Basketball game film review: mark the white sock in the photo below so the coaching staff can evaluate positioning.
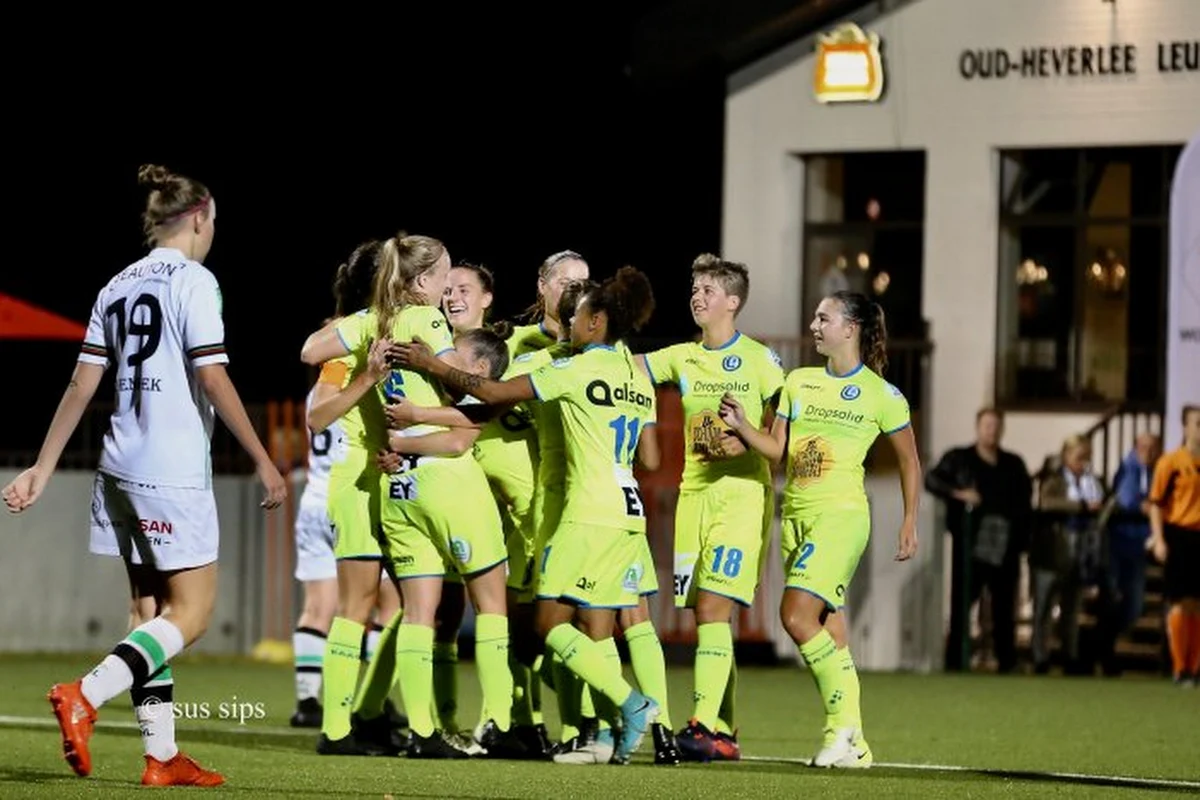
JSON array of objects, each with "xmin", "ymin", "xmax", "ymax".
[
  {"xmin": 82, "ymin": 617, "xmax": 186, "ymax": 709},
  {"xmin": 364, "ymin": 624, "xmax": 383, "ymax": 662},
  {"xmin": 133, "ymin": 666, "xmax": 178, "ymax": 762},
  {"xmin": 294, "ymin": 627, "xmax": 326, "ymax": 701}
]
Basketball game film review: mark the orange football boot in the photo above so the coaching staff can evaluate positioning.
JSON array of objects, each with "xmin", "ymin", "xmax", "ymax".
[
  {"xmin": 141, "ymin": 752, "xmax": 226, "ymax": 787},
  {"xmin": 47, "ymin": 681, "xmax": 97, "ymax": 777}
]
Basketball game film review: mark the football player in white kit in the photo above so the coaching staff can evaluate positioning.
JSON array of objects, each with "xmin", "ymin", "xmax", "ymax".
[{"xmin": 2, "ymin": 164, "xmax": 287, "ymax": 787}]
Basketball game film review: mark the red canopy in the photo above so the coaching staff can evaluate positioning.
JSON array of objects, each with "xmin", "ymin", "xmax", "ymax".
[{"xmin": 0, "ymin": 293, "xmax": 87, "ymax": 341}]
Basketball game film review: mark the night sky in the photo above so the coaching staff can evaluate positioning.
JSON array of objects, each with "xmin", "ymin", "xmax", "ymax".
[{"xmin": 6, "ymin": 7, "xmax": 729, "ymax": 451}]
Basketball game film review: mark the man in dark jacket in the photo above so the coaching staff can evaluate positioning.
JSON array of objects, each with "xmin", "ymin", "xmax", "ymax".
[{"xmin": 926, "ymin": 408, "xmax": 1033, "ymax": 673}]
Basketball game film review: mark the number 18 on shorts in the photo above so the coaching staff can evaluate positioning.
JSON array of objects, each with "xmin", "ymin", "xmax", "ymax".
[{"xmin": 672, "ymin": 484, "xmax": 769, "ymax": 608}]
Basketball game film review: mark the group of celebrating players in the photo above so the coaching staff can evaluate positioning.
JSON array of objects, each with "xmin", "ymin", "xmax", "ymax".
[{"xmin": 2, "ymin": 164, "xmax": 922, "ymax": 787}]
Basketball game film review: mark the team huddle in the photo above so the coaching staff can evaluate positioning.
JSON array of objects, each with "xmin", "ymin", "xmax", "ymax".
[{"xmin": 1, "ymin": 164, "xmax": 922, "ymax": 787}]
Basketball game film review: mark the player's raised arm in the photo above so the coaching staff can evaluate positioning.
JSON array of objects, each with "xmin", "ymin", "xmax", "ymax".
[
  {"xmin": 390, "ymin": 340, "xmax": 536, "ymax": 406},
  {"xmin": 307, "ymin": 340, "xmax": 391, "ymax": 433}
]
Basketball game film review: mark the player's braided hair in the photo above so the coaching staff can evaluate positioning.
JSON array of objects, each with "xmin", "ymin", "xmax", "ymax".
[{"xmin": 831, "ymin": 290, "xmax": 888, "ymax": 376}]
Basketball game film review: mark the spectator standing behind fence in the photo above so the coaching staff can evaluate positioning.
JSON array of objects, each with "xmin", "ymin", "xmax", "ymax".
[
  {"xmin": 1148, "ymin": 405, "xmax": 1200, "ymax": 687},
  {"xmin": 925, "ymin": 409, "xmax": 1032, "ymax": 674},
  {"xmin": 1101, "ymin": 433, "xmax": 1160, "ymax": 672},
  {"xmin": 1032, "ymin": 435, "xmax": 1106, "ymax": 675}
]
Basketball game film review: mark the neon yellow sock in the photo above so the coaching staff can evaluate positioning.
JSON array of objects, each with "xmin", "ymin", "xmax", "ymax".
[
  {"xmin": 396, "ymin": 624, "xmax": 436, "ymax": 737},
  {"xmin": 431, "ymin": 641, "xmax": 458, "ymax": 732},
  {"xmin": 834, "ymin": 645, "xmax": 862, "ymax": 732},
  {"xmin": 352, "ymin": 610, "xmax": 402, "ymax": 719},
  {"xmin": 530, "ymin": 653, "xmax": 544, "ymax": 726},
  {"xmin": 510, "ymin": 656, "xmax": 535, "ymax": 728},
  {"xmin": 320, "ymin": 617, "xmax": 365, "ymax": 740},
  {"xmin": 798, "ymin": 630, "xmax": 847, "ymax": 735},
  {"xmin": 476, "ymin": 614, "xmax": 513, "ymax": 731},
  {"xmin": 551, "ymin": 651, "xmax": 582, "ymax": 742},
  {"xmin": 716, "ymin": 655, "xmax": 738, "ymax": 735},
  {"xmin": 693, "ymin": 621, "xmax": 732, "ymax": 730},
  {"xmin": 545, "ymin": 624, "xmax": 633, "ymax": 707},
  {"xmin": 625, "ymin": 620, "xmax": 671, "ymax": 729}
]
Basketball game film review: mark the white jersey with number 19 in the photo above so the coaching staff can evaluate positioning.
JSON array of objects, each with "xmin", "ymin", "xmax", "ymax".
[
  {"xmin": 78, "ymin": 247, "xmax": 230, "ymax": 490},
  {"xmin": 299, "ymin": 384, "xmax": 346, "ymax": 511}
]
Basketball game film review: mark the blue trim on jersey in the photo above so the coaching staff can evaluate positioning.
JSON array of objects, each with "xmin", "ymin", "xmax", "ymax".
[
  {"xmin": 530, "ymin": 375, "xmax": 545, "ymax": 401},
  {"xmin": 826, "ymin": 361, "xmax": 864, "ymax": 379},
  {"xmin": 434, "ymin": 347, "xmax": 455, "ymax": 357},
  {"xmin": 702, "ymin": 330, "xmax": 741, "ymax": 351},
  {"xmin": 884, "ymin": 420, "xmax": 912, "ymax": 436},
  {"xmin": 643, "ymin": 420, "xmax": 657, "ymax": 428},
  {"xmin": 644, "ymin": 357, "xmax": 659, "ymax": 385},
  {"xmin": 538, "ymin": 320, "xmax": 551, "ymax": 338},
  {"xmin": 583, "ymin": 343, "xmax": 616, "ymax": 352}
]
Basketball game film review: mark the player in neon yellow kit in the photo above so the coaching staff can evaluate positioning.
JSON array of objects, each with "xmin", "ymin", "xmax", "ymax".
[
  {"xmin": 392, "ymin": 266, "xmax": 663, "ymax": 766},
  {"xmin": 720, "ymin": 291, "xmax": 921, "ymax": 768},
  {"xmin": 304, "ymin": 233, "xmax": 515, "ymax": 758},
  {"xmin": 637, "ymin": 254, "xmax": 784, "ymax": 761}
]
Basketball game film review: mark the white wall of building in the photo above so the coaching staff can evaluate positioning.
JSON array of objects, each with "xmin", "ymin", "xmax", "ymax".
[{"xmin": 724, "ymin": 0, "xmax": 1200, "ymax": 468}]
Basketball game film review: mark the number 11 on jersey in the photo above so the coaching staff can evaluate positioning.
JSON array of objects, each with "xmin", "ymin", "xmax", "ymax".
[{"xmin": 609, "ymin": 414, "xmax": 640, "ymax": 466}]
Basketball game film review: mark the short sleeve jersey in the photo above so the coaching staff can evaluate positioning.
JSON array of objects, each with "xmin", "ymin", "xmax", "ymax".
[
  {"xmin": 643, "ymin": 331, "xmax": 784, "ymax": 490},
  {"xmin": 529, "ymin": 344, "xmax": 657, "ymax": 532},
  {"xmin": 471, "ymin": 346, "xmax": 553, "ymax": 487},
  {"xmin": 507, "ymin": 322, "xmax": 556, "ymax": 361},
  {"xmin": 337, "ymin": 305, "xmax": 455, "ymax": 443},
  {"xmin": 777, "ymin": 363, "xmax": 910, "ymax": 515},
  {"xmin": 79, "ymin": 247, "xmax": 230, "ymax": 489},
  {"xmin": 1149, "ymin": 447, "xmax": 1200, "ymax": 531}
]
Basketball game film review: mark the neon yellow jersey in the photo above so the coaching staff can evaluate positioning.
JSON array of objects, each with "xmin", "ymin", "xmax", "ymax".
[
  {"xmin": 643, "ymin": 331, "xmax": 784, "ymax": 491},
  {"xmin": 777, "ymin": 363, "xmax": 910, "ymax": 515},
  {"xmin": 507, "ymin": 322, "xmax": 556, "ymax": 360},
  {"xmin": 526, "ymin": 343, "xmax": 572, "ymax": 490},
  {"xmin": 327, "ymin": 313, "xmax": 387, "ymax": 452},
  {"xmin": 529, "ymin": 344, "xmax": 657, "ymax": 532},
  {"xmin": 472, "ymin": 347, "xmax": 551, "ymax": 499},
  {"xmin": 338, "ymin": 305, "xmax": 457, "ymax": 444}
]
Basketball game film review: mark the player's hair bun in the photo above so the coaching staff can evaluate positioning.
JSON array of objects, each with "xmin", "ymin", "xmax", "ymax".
[{"xmin": 137, "ymin": 164, "xmax": 174, "ymax": 190}]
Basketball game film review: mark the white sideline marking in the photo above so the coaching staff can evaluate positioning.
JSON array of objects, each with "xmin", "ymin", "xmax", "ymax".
[
  {"xmin": 0, "ymin": 714, "xmax": 312, "ymax": 738},
  {"xmin": 4, "ymin": 714, "xmax": 1197, "ymax": 791},
  {"xmin": 740, "ymin": 754, "xmax": 1200, "ymax": 791}
]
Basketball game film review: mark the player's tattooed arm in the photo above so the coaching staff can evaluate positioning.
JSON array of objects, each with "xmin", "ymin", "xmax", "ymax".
[{"xmin": 389, "ymin": 342, "xmax": 536, "ymax": 405}]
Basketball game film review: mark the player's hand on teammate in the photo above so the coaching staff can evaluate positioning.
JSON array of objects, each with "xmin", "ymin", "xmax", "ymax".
[
  {"xmin": 718, "ymin": 393, "xmax": 748, "ymax": 432},
  {"xmin": 895, "ymin": 518, "xmax": 918, "ymax": 561},
  {"xmin": 376, "ymin": 448, "xmax": 402, "ymax": 474},
  {"xmin": 388, "ymin": 341, "xmax": 434, "ymax": 371},
  {"xmin": 699, "ymin": 431, "xmax": 747, "ymax": 461},
  {"xmin": 366, "ymin": 338, "xmax": 394, "ymax": 382},
  {"xmin": 1151, "ymin": 537, "xmax": 1168, "ymax": 563},
  {"xmin": 384, "ymin": 398, "xmax": 418, "ymax": 429},
  {"xmin": 256, "ymin": 461, "xmax": 288, "ymax": 510},
  {"xmin": 2, "ymin": 466, "xmax": 49, "ymax": 513}
]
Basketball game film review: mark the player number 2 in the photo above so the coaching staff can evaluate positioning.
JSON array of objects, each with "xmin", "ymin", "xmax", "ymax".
[
  {"xmin": 711, "ymin": 546, "xmax": 744, "ymax": 578},
  {"xmin": 105, "ymin": 293, "xmax": 163, "ymax": 367},
  {"xmin": 794, "ymin": 542, "xmax": 815, "ymax": 571}
]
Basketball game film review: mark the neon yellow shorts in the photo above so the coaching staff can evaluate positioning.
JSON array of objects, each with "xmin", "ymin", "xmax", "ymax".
[
  {"xmin": 781, "ymin": 505, "xmax": 870, "ymax": 610},
  {"xmin": 504, "ymin": 502, "xmax": 536, "ymax": 595},
  {"xmin": 327, "ymin": 448, "xmax": 383, "ymax": 561},
  {"xmin": 673, "ymin": 478, "xmax": 773, "ymax": 607},
  {"xmin": 537, "ymin": 523, "xmax": 647, "ymax": 609},
  {"xmin": 380, "ymin": 457, "xmax": 506, "ymax": 581},
  {"xmin": 636, "ymin": 533, "xmax": 658, "ymax": 597}
]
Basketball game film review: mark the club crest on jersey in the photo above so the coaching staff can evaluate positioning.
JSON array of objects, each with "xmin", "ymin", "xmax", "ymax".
[
  {"xmin": 722, "ymin": 354, "xmax": 742, "ymax": 372},
  {"xmin": 551, "ymin": 357, "xmax": 571, "ymax": 368},
  {"xmin": 451, "ymin": 537, "xmax": 472, "ymax": 565},
  {"xmin": 840, "ymin": 384, "xmax": 861, "ymax": 401}
]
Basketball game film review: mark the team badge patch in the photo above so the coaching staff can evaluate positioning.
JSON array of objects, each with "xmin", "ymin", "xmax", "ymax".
[
  {"xmin": 722, "ymin": 354, "xmax": 742, "ymax": 372},
  {"xmin": 840, "ymin": 384, "xmax": 861, "ymax": 401}
]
